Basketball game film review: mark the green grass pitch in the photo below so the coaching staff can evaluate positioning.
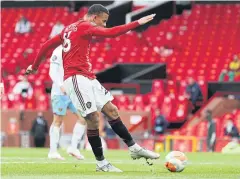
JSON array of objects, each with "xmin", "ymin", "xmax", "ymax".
[{"xmin": 1, "ymin": 148, "xmax": 240, "ymax": 179}]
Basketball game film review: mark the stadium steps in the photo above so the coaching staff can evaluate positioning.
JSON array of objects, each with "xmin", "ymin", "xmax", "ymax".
[{"xmin": 179, "ymin": 92, "xmax": 240, "ymax": 133}]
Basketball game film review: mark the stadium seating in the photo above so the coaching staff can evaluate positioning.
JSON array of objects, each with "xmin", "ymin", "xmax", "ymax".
[
  {"xmin": 2, "ymin": 5, "xmax": 239, "ymax": 79},
  {"xmin": 174, "ymin": 109, "xmax": 240, "ymax": 152},
  {"xmin": 1, "ymin": 5, "xmax": 239, "ymax": 124}
]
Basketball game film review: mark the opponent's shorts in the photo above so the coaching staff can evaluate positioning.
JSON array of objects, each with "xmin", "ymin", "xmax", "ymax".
[
  {"xmin": 51, "ymin": 95, "xmax": 78, "ymax": 116},
  {"xmin": 64, "ymin": 75, "xmax": 114, "ymax": 117}
]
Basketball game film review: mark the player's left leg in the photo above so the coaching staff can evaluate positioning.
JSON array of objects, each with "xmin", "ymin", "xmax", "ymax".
[
  {"xmin": 92, "ymin": 79, "xmax": 159, "ymax": 161},
  {"xmin": 102, "ymin": 101, "xmax": 160, "ymax": 160}
]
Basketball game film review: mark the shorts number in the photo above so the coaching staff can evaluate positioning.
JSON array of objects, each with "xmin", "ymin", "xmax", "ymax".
[{"xmin": 63, "ymin": 31, "xmax": 72, "ymax": 52}]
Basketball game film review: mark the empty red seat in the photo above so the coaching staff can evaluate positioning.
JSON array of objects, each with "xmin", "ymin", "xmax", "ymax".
[
  {"xmin": 172, "ymin": 96, "xmax": 190, "ymax": 122},
  {"xmin": 116, "ymin": 95, "xmax": 130, "ymax": 110},
  {"xmin": 36, "ymin": 94, "xmax": 49, "ymax": 110},
  {"xmin": 166, "ymin": 80, "xmax": 178, "ymax": 98},
  {"xmin": 132, "ymin": 95, "xmax": 145, "ymax": 111},
  {"xmin": 34, "ymin": 80, "xmax": 45, "ymax": 97},
  {"xmin": 179, "ymin": 80, "xmax": 187, "ymax": 95},
  {"xmin": 12, "ymin": 94, "xmax": 25, "ymax": 110},
  {"xmin": 196, "ymin": 121, "xmax": 208, "ymax": 137},
  {"xmin": 160, "ymin": 96, "xmax": 174, "ymax": 119},
  {"xmin": 147, "ymin": 94, "xmax": 161, "ymax": 109},
  {"xmin": 8, "ymin": 79, "xmax": 17, "ymax": 94},
  {"xmin": 1, "ymin": 95, "xmax": 10, "ymax": 110},
  {"xmin": 25, "ymin": 96, "xmax": 36, "ymax": 109},
  {"xmin": 152, "ymin": 80, "xmax": 164, "ymax": 97}
]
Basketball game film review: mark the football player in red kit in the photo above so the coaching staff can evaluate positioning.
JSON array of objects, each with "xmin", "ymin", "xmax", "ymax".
[{"xmin": 26, "ymin": 4, "xmax": 159, "ymax": 172}]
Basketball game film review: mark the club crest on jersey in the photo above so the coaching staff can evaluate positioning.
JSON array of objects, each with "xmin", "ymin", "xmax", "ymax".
[
  {"xmin": 86, "ymin": 102, "xmax": 91, "ymax": 109},
  {"xmin": 52, "ymin": 55, "xmax": 57, "ymax": 61}
]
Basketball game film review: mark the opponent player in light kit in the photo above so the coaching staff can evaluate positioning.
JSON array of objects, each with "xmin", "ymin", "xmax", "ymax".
[
  {"xmin": 48, "ymin": 45, "xmax": 86, "ymax": 160},
  {"xmin": 26, "ymin": 4, "xmax": 159, "ymax": 172}
]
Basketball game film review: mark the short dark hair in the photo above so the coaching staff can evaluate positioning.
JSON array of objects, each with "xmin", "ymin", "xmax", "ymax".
[{"xmin": 87, "ymin": 4, "xmax": 109, "ymax": 16}]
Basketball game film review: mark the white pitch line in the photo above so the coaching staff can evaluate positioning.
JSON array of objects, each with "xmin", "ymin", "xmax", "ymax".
[
  {"xmin": 0, "ymin": 176, "xmax": 206, "ymax": 179},
  {"xmin": 1, "ymin": 157, "xmax": 239, "ymax": 165},
  {"xmin": 1, "ymin": 175, "xmax": 240, "ymax": 179},
  {"xmin": 1, "ymin": 157, "xmax": 51, "ymax": 160},
  {"xmin": 1, "ymin": 161, "xmax": 237, "ymax": 165}
]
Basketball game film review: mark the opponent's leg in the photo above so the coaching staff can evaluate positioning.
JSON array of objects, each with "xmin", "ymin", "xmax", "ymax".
[
  {"xmin": 48, "ymin": 95, "xmax": 68, "ymax": 160},
  {"xmin": 48, "ymin": 114, "xmax": 65, "ymax": 160},
  {"xmin": 67, "ymin": 113, "xmax": 86, "ymax": 160},
  {"xmin": 102, "ymin": 101, "xmax": 160, "ymax": 160},
  {"xmin": 86, "ymin": 111, "xmax": 122, "ymax": 172},
  {"xmin": 71, "ymin": 119, "xmax": 86, "ymax": 149}
]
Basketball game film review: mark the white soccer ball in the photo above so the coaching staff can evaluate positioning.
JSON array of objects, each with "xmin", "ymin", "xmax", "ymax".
[{"xmin": 165, "ymin": 151, "xmax": 187, "ymax": 172}]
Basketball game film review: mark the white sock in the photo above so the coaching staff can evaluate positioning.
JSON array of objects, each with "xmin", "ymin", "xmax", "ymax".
[
  {"xmin": 97, "ymin": 159, "xmax": 109, "ymax": 167},
  {"xmin": 71, "ymin": 122, "xmax": 86, "ymax": 150},
  {"xmin": 49, "ymin": 124, "xmax": 54, "ymax": 152},
  {"xmin": 49, "ymin": 125, "xmax": 60, "ymax": 153},
  {"xmin": 129, "ymin": 143, "xmax": 142, "ymax": 152},
  {"xmin": 49, "ymin": 124, "xmax": 54, "ymax": 137}
]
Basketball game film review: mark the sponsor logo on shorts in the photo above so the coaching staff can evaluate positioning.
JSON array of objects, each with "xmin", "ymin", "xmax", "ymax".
[
  {"xmin": 86, "ymin": 102, "xmax": 91, "ymax": 109},
  {"xmin": 58, "ymin": 108, "xmax": 63, "ymax": 111},
  {"xmin": 105, "ymin": 89, "xmax": 108, "ymax": 95},
  {"xmin": 101, "ymin": 86, "xmax": 109, "ymax": 95}
]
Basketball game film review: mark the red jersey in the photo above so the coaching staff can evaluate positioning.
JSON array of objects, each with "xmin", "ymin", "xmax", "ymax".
[{"xmin": 32, "ymin": 20, "xmax": 140, "ymax": 80}]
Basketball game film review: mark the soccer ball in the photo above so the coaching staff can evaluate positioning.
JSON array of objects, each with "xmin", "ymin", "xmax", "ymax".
[{"xmin": 165, "ymin": 151, "xmax": 187, "ymax": 172}]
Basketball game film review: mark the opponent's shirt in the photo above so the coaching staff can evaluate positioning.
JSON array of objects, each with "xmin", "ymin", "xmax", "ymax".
[
  {"xmin": 32, "ymin": 19, "xmax": 140, "ymax": 80},
  {"xmin": 49, "ymin": 45, "xmax": 64, "ymax": 97}
]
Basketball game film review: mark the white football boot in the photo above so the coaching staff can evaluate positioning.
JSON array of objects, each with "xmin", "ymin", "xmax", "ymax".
[
  {"xmin": 48, "ymin": 152, "xmax": 65, "ymax": 160},
  {"xmin": 96, "ymin": 163, "xmax": 122, "ymax": 172},
  {"xmin": 67, "ymin": 147, "xmax": 84, "ymax": 160},
  {"xmin": 130, "ymin": 147, "xmax": 160, "ymax": 160}
]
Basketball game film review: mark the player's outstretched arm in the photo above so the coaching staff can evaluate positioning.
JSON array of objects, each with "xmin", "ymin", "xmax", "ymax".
[
  {"xmin": 25, "ymin": 35, "xmax": 62, "ymax": 75},
  {"xmin": 87, "ymin": 14, "xmax": 156, "ymax": 38},
  {"xmin": 137, "ymin": 14, "xmax": 156, "ymax": 25}
]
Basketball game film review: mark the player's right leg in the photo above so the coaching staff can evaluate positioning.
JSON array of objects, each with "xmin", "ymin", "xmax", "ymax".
[
  {"xmin": 48, "ymin": 114, "xmax": 65, "ymax": 160},
  {"xmin": 64, "ymin": 75, "xmax": 122, "ymax": 172},
  {"xmin": 85, "ymin": 111, "xmax": 121, "ymax": 172},
  {"xmin": 48, "ymin": 95, "xmax": 66, "ymax": 160}
]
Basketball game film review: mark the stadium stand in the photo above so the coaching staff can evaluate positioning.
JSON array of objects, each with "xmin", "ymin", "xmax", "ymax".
[{"xmin": 1, "ymin": 3, "xmax": 240, "ymax": 151}]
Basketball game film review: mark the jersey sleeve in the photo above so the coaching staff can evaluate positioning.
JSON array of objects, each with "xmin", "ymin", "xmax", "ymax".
[
  {"xmin": 49, "ymin": 53, "xmax": 61, "ymax": 65},
  {"xmin": 85, "ymin": 21, "xmax": 140, "ymax": 38},
  {"xmin": 49, "ymin": 50, "xmax": 64, "ymax": 87},
  {"xmin": 32, "ymin": 35, "xmax": 62, "ymax": 70}
]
